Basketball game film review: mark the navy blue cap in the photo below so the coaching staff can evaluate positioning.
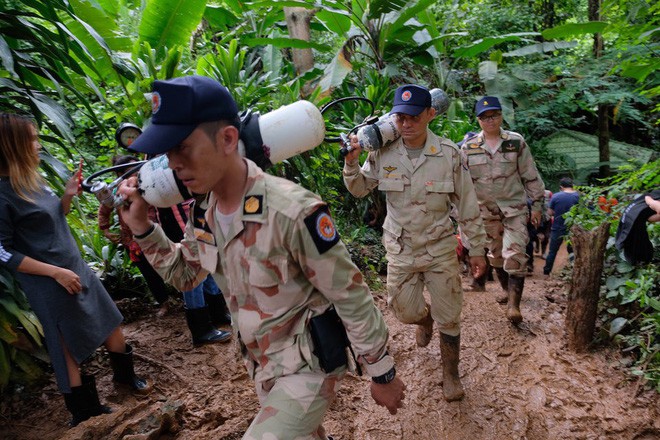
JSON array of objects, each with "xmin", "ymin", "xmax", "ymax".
[
  {"xmin": 129, "ymin": 75, "xmax": 238, "ymax": 155},
  {"xmin": 391, "ymin": 84, "xmax": 432, "ymax": 116},
  {"xmin": 475, "ymin": 96, "xmax": 502, "ymax": 117}
]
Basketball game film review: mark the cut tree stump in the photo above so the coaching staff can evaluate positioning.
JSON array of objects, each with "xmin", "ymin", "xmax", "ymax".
[{"xmin": 565, "ymin": 222, "xmax": 610, "ymax": 352}]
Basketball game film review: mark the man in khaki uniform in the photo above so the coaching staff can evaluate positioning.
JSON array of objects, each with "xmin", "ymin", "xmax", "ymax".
[
  {"xmin": 461, "ymin": 96, "xmax": 545, "ymax": 324},
  {"xmin": 118, "ymin": 76, "xmax": 406, "ymax": 439},
  {"xmin": 344, "ymin": 84, "xmax": 487, "ymax": 402}
]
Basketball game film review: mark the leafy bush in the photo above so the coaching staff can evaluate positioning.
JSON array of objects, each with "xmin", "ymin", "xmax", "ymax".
[
  {"xmin": 566, "ymin": 159, "xmax": 660, "ymax": 391},
  {"xmin": 0, "ymin": 267, "xmax": 47, "ymax": 391}
]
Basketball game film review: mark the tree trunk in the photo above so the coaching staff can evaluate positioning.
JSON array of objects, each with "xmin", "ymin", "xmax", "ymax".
[
  {"xmin": 597, "ymin": 104, "xmax": 611, "ymax": 178},
  {"xmin": 589, "ymin": 0, "xmax": 609, "ymax": 178},
  {"xmin": 565, "ymin": 222, "xmax": 610, "ymax": 352},
  {"xmin": 284, "ymin": 7, "xmax": 316, "ymax": 75}
]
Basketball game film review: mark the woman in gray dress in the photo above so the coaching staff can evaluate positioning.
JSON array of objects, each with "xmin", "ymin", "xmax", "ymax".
[{"xmin": 0, "ymin": 113, "xmax": 151, "ymax": 426}]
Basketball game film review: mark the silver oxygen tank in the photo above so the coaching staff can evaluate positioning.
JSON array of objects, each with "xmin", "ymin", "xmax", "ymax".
[{"xmin": 355, "ymin": 88, "xmax": 450, "ymax": 151}]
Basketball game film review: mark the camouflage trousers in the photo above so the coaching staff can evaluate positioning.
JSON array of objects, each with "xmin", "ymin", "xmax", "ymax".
[
  {"xmin": 482, "ymin": 211, "xmax": 530, "ymax": 277},
  {"xmin": 244, "ymin": 371, "xmax": 340, "ymax": 440},
  {"xmin": 386, "ymin": 242, "xmax": 462, "ymax": 337}
]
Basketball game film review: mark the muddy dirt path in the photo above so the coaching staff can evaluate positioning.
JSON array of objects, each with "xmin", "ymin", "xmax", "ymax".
[{"xmin": 1, "ymin": 248, "xmax": 659, "ymax": 440}]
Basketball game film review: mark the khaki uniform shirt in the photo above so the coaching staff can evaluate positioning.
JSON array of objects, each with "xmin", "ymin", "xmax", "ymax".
[
  {"xmin": 343, "ymin": 129, "xmax": 486, "ymax": 260},
  {"xmin": 461, "ymin": 130, "xmax": 545, "ymax": 217},
  {"xmin": 137, "ymin": 159, "xmax": 393, "ymax": 383}
]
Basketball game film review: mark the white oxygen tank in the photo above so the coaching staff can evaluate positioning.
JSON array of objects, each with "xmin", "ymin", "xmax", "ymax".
[
  {"xmin": 137, "ymin": 100, "xmax": 326, "ymax": 208},
  {"xmin": 239, "ymin": 100, "xmax": 326, "ymax": 163},
  {"xmin": 138, "ymin": 155, "xmax": 193, "ymax": 208},
  {"xmin": 356, "ymin": 88, "xmax": 450, "ymax": 151}
]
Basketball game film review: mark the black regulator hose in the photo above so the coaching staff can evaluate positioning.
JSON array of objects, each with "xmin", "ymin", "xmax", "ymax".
[
  {"xmin": 81, "ymin": 161, "xmax": 146, "ymax": 192},
  {"xmin": 321, "ymin": 96, "xmax": 376, "ymax": 142},
  {"xmin": 320, "ymin": 96, "xmax": 384, "ymax": 157}
]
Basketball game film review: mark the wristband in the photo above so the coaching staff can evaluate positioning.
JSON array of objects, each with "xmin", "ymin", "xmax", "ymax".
[
  {"xmin": 372, "ymin": 366, "xmax": 396, "ymax": 384},
  {"xmin": 133, "ymin": 224, "xmax": 155, "ymax": 239},
  {"xmin": 363, "ymin": 350, "xmax": 395, "ymax": 377}
]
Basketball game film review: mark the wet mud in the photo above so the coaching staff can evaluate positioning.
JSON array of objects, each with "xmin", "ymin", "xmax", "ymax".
[{"xmin": 1, "ymin": 248, "xmax": 658, "ymax": 439}]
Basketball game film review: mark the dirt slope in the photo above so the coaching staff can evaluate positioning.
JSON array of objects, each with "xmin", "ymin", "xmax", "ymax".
[{"xmin": 1, "ymin": 250, "xmax": 659, "ymax": 440}]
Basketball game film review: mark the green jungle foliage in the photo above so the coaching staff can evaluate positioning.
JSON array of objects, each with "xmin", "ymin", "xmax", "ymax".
[
  {"xmin": 0, "ymin": 0, "xmax": 658, "ymax": 392},
  {"xmin": 566, "ymin": 160, "xmax": 660, "ymax": 392}
]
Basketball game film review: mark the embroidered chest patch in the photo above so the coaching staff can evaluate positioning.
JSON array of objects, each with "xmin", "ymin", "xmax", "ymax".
[
  {"xmin": 304, "ymin": 206, "xmax": 340, "ymax": 254},
  {"xmin": 501, "ymin": 139, "xmax": 520, "ymax": 153},
  {"xmin": 193, "ymin": 203, "xmax": 216, "ymax": 246}
]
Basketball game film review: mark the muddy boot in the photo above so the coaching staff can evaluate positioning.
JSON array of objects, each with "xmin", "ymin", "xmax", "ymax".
[
  {"xmin": 205, "ymin": 292, "xmax": 232, "ymax": 326},
  {"xmin": 494, "ymin": 267, "xmax": 509, "ymax": 304},
  {"xmin": 439, "ymin": 333, "xmax": 464, "ymax": 402},
  {"xmin": 108, "ymin": 344, "xmax": 152, "ymax": 394},
  {"xmin": 414, "ymin": 308, "xmax": 434, "ymax": 347},
  {"xmin": 63, "ymin": 375, "xmax": 112, "ymax": 427},
  {"xmin": 506, "ymin": 276, "xmax": 525, "ymax": 324},
  {"xmin": 185, "ymin": 307, "xmax": 232, "ymax": 347}
]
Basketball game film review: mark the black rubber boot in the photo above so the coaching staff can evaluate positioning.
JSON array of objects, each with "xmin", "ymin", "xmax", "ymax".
[
  {"xmin": 507, "ymin": 276, "xmax": 525, "ymax": 324},
  {"xmin": 205, "ymin": 292, "xmax": 232, "ymax": 326},
  {"xmin": 108, "ymin": 344, "xmax": 152, "ymax": 394},
  {"xmin": 439, "ymin": 333, "xmax": 464, "ymax": 402},
  {"xmin": 185, "ymin": 307, "xmax": 232, "ymax": 347},
  {"xmin": 494, "ymin": 267, "xmax": 509, "ymax": 304},
  {"xmin": 63, "ymin": 374, "xmax": 112, "ymax": 427}
]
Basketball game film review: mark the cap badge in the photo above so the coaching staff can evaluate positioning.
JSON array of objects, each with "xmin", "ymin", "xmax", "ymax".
[
  {"xmin": 401, "ymin": 90, "xmax": 412, "ymax": 102},
  {"xmin": 483, "ymin": 100, "xmax": 488, "ymax": 106},
  {"xmin": 152, "ymin": 92, "xmax": 161, "ymax": 114}
]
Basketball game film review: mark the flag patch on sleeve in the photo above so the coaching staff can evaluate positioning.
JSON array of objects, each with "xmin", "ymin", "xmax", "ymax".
[{"xmin": 304, "ymin": 206, "xmax": 340, "ymax": 254}]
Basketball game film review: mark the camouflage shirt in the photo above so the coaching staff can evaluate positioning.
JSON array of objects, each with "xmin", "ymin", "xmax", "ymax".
[
  {"xmin": 343, "ymin": 129, "xmax": 486, "ymax": 258},
  {"xmin": 136, "ymin": 159, "xmax": 393, "ymax": 383},
  {"xmin": 461, "ymin": 129, "xmax": 545, "ymax": 217}
]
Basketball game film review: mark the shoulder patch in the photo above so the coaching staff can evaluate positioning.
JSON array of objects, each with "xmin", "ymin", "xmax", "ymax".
[
  {"xmin": 243, "ymin": 195, "xmax": 263, "ymax": 215},
  {"xmin": 304, "ymin": 206, "xmax": 340, "ymax": 255}
]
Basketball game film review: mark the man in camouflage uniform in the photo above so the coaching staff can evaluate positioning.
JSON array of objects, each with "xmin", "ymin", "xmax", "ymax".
[
  {"xmin": 461, "ymin": 96, "xmax": 545, "ymax": 324},
  {"xmin": 118, "ymin": 76, "xmax": 406, "ymax": 439},
  {"xmin": 343, "ymin": 84, "xmax": 487, "ymax": 402}
]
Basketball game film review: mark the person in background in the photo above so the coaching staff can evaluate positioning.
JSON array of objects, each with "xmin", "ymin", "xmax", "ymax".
[
  {"xmin": 344, "ymin": 84, "xmax": 487, "ymax": 402},
  {"xmin": 543, "ymin": 177, "xmax": 580, "ymax": 275},
  {"xmin": 0, "ymin": 113, "xmax": 151, "ymax": 427},
  {"xmin": 98, "ymin": 154, "xmax": 172, "ymax": 317},
  {"xmin": 614, "ymin": 189, "xmax": 660, "ymax": 264},
  {"xmin": 646, "ymin": 194, "xmax": 660, "ymax": 221},
  {"xmin": 460, "ymin": 96, "xmax": 546, "ymax": 324},
  {"xmin": 99, "ymin": 155, "xmax": 230, "ymax": 345},
  {"xmin": 537, "ymin": 189, "xmax": 553, "ymax": 258},
  {"xmin": 117, "ymin": 75, "xmax": 405, "ymax": 438},
  {"xmin": 153, "ymin": 199, "xmax": 232, "ymax": 346}
]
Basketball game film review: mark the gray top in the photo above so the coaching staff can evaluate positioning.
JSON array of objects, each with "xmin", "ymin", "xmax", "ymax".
[{"xmin": 0, "ymin": 178, "xmax": 122, "ymax": 392}]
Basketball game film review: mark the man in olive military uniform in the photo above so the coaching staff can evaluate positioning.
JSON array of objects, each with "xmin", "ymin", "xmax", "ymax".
[
  {"xmin": 344, "ymin": 84, "xmax": 487, "ymax": 402},
  {"xmin": 118, "ymin": 75, "xmax": 406, "ymax": 439},
  {"xmin": 461, "ymin": 96, "xmax": 545, "ymax": 324}
]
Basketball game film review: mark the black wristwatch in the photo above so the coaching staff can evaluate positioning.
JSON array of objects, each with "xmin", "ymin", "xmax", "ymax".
[{"xmin": 372, "ymin": 366, "xmax": 396, "ymax": 384}]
